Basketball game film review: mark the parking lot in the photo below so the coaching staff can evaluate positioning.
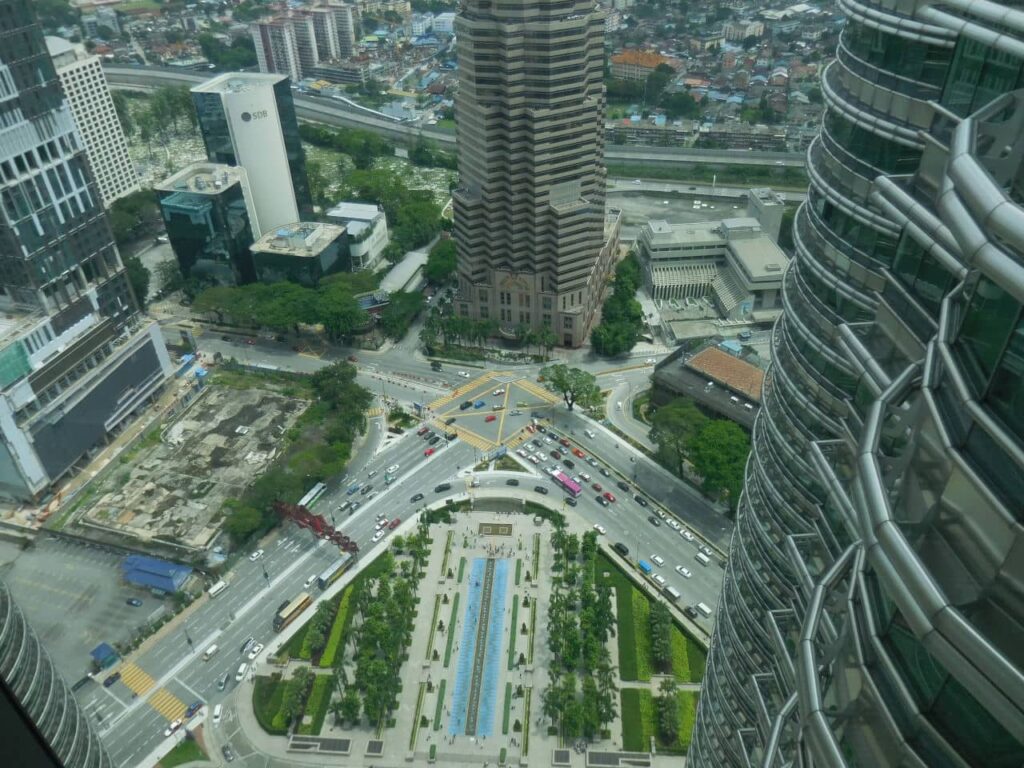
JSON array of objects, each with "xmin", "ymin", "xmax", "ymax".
[{"xmin": 0, "ymin": 536, "xmax": 167, "ymax": 683}]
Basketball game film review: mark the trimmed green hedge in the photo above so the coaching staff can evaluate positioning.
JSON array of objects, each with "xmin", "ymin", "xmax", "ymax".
[
  {"xmin": 284, "ymin": 622, "xmax": 311, "ymax": 659},
  {"xmin": 502, "ymin": 682, "xmax": 512, "ymax": 734},
  {"xmin": 631, "ymin": 589, "xmax": 653, "ymax": 681},
  {"xmin": 319, "ymin": 587, "xmax": 355, "ymax": 668},
  {"xmin": 443, "ymin": 592, "xmax": 460, "ymax": 667},
  {"xmin": 297, "ymin": 675, "xmax": 334, "ymax": 735},
  {"xmin": 507, "ymin": 598, "xmax": 519, "ymax": 670},
  {"xmin": 253, "ymin": 674, "xmax": 288, "ymax": 735},
  {"xmin": 433, "ymin": 679, "xmax": 447, "ymax": 730},
  {"xmin": 620, "ymin": 688, "xmax": 655, "ymax": 752}
]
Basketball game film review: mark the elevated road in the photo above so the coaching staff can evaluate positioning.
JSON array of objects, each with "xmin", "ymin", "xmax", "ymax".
[{"xmin": 102, "ymin": 65, "xmax": 806, "ymax": 168}]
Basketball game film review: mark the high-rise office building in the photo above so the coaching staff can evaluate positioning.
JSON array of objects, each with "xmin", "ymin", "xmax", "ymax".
[
  {"xmin": 191, "ymin": 73, "xmax": 312, "ymax": 234},
  {"xmin": 45, "ymin": 36, "xmax": 140, "ymax": 208},
  {"xmin": 0, "ymin": 0, "xmax": 173, "ymax": 503},
  {"xmin": 690, "ymin": 1, "xmax": 1024, "ymax": 766},
  {"xmin": 452, "ymin": 0, "xmax": 619, "ymax": 348},
  {"xmin": 0, "ymin": 578, "xmax": 112, "ymax": 768},
  {"xmin": 156, "ymin": 163, "xmax": 259, "ymax": 285}
]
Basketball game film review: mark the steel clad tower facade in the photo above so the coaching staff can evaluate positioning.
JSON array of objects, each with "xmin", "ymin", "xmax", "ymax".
[
  {"xmin": 452, "ymin": 0, "xmax": 620, "ymax": 348},
  {"xmin": 690, "ymin": 1, "xmax": 1024, "ymax": 766}
]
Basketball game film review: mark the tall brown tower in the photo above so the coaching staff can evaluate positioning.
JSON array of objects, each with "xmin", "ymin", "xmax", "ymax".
[{"xmin": 452, "ymin": 0, "xmax": 619, "ymax": 348}]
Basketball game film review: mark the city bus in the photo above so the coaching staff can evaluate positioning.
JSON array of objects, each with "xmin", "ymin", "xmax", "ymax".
[
  {"xmin": 273, "ymin": 592, "xmax": 312, "ymax": 632},
  {"xmin": 551, "ymin": 469, "xmax": 582, "ymax": 498},
  {"xmin": 298, "ymin": 482, "xmax": 327, "ymax": 508},
  {"xmin": 316, "ymin": 553, "xmax": 355, "ymax": 590}
]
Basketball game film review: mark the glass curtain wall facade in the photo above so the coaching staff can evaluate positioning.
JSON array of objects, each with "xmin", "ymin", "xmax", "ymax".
[{"xmin": 690, "ymin": 1, "xmax": 1024, "ymax": 766}]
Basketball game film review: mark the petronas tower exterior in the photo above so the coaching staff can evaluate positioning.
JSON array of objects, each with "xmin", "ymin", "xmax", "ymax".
[
  {"xmin": 691, "ymin": 0, "xmax": 1024, "ymax": 765},
  {"xmin": 452, "ymin": 0, "xmax": 620, "ymax": 348}
]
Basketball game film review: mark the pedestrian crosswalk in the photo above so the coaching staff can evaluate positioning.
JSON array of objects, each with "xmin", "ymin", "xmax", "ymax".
[
  {"xmin": 366, "ymin": 407, "xmax": 384, "ymax": 417},
  {"xmin": 148, "ymin": 688, "xmax": 187, "ymax": 722},
  {"xmin": 118, "ymin": 663, "xmax": 155, "ymax": 696},
  {"xmin": 117, "ymin": 663, "xmax": 186, "ymax": 723},
  {"xmin": 452, "ymin": 427, "xmax": 493, "ymax": 452},
  {"xmin": 514, "ymin": 378, "xmax": 560, "ymax": 405}
]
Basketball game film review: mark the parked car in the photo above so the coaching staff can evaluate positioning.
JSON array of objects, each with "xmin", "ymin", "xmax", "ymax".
[
  {"xmin": 424, "ymin": 448, "xmax": 435, "ymax": 456},
  {"xmin": 222, "ymin": 745, "xmax": 236, "ymax": 763},
  {"xmin": 126, "ymin": 598, "xmax": 143, "ymax": 607},
  {"xmin": 248, "ymin": 549, "xmax": 264, "ymax": 562},
  {"xmin": 185, "ymin": 701, "xmax": 203, "ymax": 718},
  {"xmin": 389, "ymin": 517, "xmax": 401, "ymax": 530},
  {"xmin": 648, "ymin": 516, "xmax": 661, "ymax": 527},
  {"xmin": 445, "ymin": 417, "xmax": 456, "ymax": 425},
  {"xmin": 593, "ymin": 523, "xmax": 607, "ymax": 535},
  {"xmin": 534, "ymin": 486, "xmax": 548, "ymax": 495},
  {"xmin": 634, "ymin": 495, "xmax": 648, "ymax": 507},
  {"xmin": 474, "ymin": 400, "xmax": 486, "ymax": 408},
  {"xmin": 485, "ymin": 414, "xmax": 497, "ymax": 422},
  {"xmin": 617, "ymin": 481, "xmax": 630, "ymax": 492},
  {"xmin": 103, "ymin": 672, "xmax": 120, "ymax": 687},
  {"xmin": 247, "ymin": 643, "xmax": 264, "ymax": 661},
  {"xmin": 163, "ymin": 719, "xmax": 183, "ymax": 737},
  {"xmin": 506, "ymin": 478, "xmax": 520, "ymax": 486}
]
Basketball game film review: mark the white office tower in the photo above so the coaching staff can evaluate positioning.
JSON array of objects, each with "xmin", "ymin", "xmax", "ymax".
[
  {"xmin": 44, "ymin": 37, "xmax": 140, "ymax": 208},
  {"xmin": 191, "ymin": 73, "xmax": 313, "ymax": 234}
]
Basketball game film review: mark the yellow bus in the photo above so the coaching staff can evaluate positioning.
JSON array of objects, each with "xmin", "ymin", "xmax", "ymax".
[{"xmin": 273, "ymin": 592, "xmax": 312, "ymax": 632}]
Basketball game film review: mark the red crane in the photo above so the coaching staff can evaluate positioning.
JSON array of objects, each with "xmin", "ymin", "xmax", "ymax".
[{"xmin": 273, "ymin": 500, "xmax": 359, "ymax": 553}]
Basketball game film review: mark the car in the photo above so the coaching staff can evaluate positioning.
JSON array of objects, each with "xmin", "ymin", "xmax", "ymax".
[
  {"xmin": 474, "ymin": 400, "xmax": 486, "ymax": 408},
  {"xmin": 596, "ymin": 495, "xmax": 609, "ymax": 506},
  {"xmin": 430, "ymin": 361, "xmax": 443, "ymax": 371},
  {"xmin": 573, "ymin": 448, "xmax": 585, "ymax": 459},
  {"xmin": 532, "ymin": 439, "xmax": 542, "ymax": 448},
  {"xmin": 604, "ymin": 492, "xmax": 616, "ymax": 503},
  {"xmin": 510, "ymin": 409, "xmax": 522, "ymax": 416},
  {"xmin": 593, "ymin": 523, "xmax": 607, "ymax": 535},
  {"xmin": 386, "ymin": 464, "xmax": 400, "ymax": 474},
  {"xmin": 565, "ymin": 497, "xmax": 578, "ymax": 507},
  {"xmin": 648, "ymin": 516, "xmax": 661, "ymax": 527},
  {"xmin": 445, "ymin": 417, "xmax": 456, "ymax": 425},
  {"xmin": 458, "ymin": 371, "xmax": 470, "ymax": 378},
  {"xmin": 634, "ymin": 494, "xmax": 648, "ymax": 507},
  {"xmin": 360, "ymin": 484, "xmax": 373, "ymax": 495},
  {"xmin": 185, "ymin": 701, "xmax": 203, "ymax": 718},
  {"xmin": 349, "ymin": 501, "xmax": 360, "ymax": 513},
  {"xmin": 563, "ymin": 458, "xmax": 575, "ymax": 469},
  {"xmin": 424, "ymin": 448, "xmax": 435, "ymax": 456},
  {"xmin": 126, "ymin": 598, "xmax": 143, "ymax": 607},
  {"xmin": 249, "ymin": 549, "xmax": 264, "ymax": 562},
  {"xmin": 506, "ymin": 478, "xmax": 520, "ymax": 486},
  {"xmin": 592, "ymin": 482, "xmax": 602, "ymax": 492},
  {"xmin": 549, "ymin": 450, "xmax": 560, "ymax": 460},
  {"xmin": 559, "ymin": 437, "xmax": 570, "ymax": 447},
  {"xmin": 613, "ymin": 542, "xmax": 630, "ymax": 556},
  {"xmin": 163, "ymin": 718, "xmax": 183, "ymax": 737},
  {"xmin": 221, "ymin": 745, "xmax": 236, "ymax": 763},
  {"xmin": 651, "ymin": 554, "xmax": 665, "ymax": 567},
  {"xmin": 247, "ymin": 642, "xmax": 264, "ymax": 660},
  {"xmin": 103, "ymin": 672, "xmax": 121, "ymax": 687},
  {"xmin": 492, "ymin": 404, "xmax": 504, "ymax": 411},
  {"xmin": 544, "ymin": 436, "xmax": 554, "ymax": 445},
  {"xmin": 599, "ymin": 467, "xmax": 611, "ymax": 477},
  {"xmin": 587, "ymin": 457, "xmax": 598, "ymax": 467},
  {"xmin": 375, "ymin": 518, "xmax": 388, "ymax": 530},
  {"xmin": 617, "ymin": 481, "xmax": 630, "ymax": 492},
  {"xmin": 700, "ymin": 545, "xmax": 713, "ymax": 556},
  {"xmin": 429, "ymin": 435, "xmax": 441, "ymax": 445},
  {"xmin": 579, "ymin": 472, "xmax": 591, "ymax": 482},
  {"xmin": 529, "ymin": 454, "xmax": 541, "ymax": 464},
  {"xmin": 241, "ymin": 636, "xmax": 255, "ymax": 654},
  {"xmin": 516, "ymin": 448, "xmax": 528, "ymax": 458},
  {"xmin": 460, "ymin": 401, "xmax": 473, "ymax": 410},
  {"xmin": 632, "ymin": 178, "xmax": 642, "ymax": 184},
  {"xmin": 245, "ymin": 338, "xmax": 255, "ymax": 345},
  {"xmin": 482, "ymin": 414, "xmax": 496, "ymax": 423},
  {"xmin": 372, "ymin": 530, "xmax": 385, "ymax": 543},
  {"xmin": 492, "ymin": 388, "xmax": 505, "ymax": 396},
  {"xmin": 681, "ymin": 529, "xmax": 695, "ymax": 541},
  {"xmin": 304, "ymin": 575, "xmax": 317, "ymax": 588},
  {"xmin": 216, "ymin": 672, "xmax": 229, "ymax": 691},
  {"xmin": 534, "ymin": 486, "xmax": 548, "ymax": 495},
  {"xmin": 389, "ymin": 517, "xmax": 401, "ymax": 530},
  {"xmin": 646, "ymin": 358, "xmax": 656, "ymax": 365},
  {"xmin": 410, "ymin": 493, "xmax": 424, "ymax": 503},
  {"xmin": 653, "ymin": 574, "xmax": 667, "ymax": 587},
  {"xmin": 667, "ymin": 519, "xmax": 681, "ymax": 531},
  {"xmin": 435, "ymin": 483, "xmax": 452, "ymax": 492},
  {"xmin": 675, "ymin": 565, "xmax": 692, "ymax": 578},
  {"xmin": 557, "ymin": 445, "xmax": 568, "ymax": 455},
  {"xmin": 536, "ymin": 425, "xmax": 546, "ymax": 433},
  {"xmin": 684, "ymin": 606, "xmax": 699, "ymax": 619}
]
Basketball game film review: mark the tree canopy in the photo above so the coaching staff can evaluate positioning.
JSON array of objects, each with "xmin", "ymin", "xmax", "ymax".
[
  {"xmin": 540, "ymin": 364, "xmax": 602, "ymax": 412},
  {"xmin": 424, "ymin": 238, "xmax": 456, "ymax": 285},
  {"xmin": 649, "ymin": 398, "xmax": 708, "ymax": 477},
  {"xmin": 591, "ymin": 255, "xmax": 644, "ymax": 357}
]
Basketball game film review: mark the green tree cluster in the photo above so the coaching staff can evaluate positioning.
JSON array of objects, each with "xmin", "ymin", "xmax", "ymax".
[
  {"xmin": 656, "ymin": 678, "xmax": 680, "ymax": 744},
  {"xmin": 648, "ymin": 397, "xmax": 751, "ymax": 511},
  {"xmin": 133, "ymin": 87, "xmax": 198, "ymax": 155},
  {"xmin": 304, "ymin": 601, "xmax": 337, "ymax": 659},
  {"xmin": 424, "ymin": 239, "xmax": 456, "ymax": 285},
  {"xmin": 281, "ymin": 667, "xmax": 314, "ymax": 722},
  {"xmin": 107, "ymin": 189, "xmax": 162, "ymax": 246},
  {"xmin": 344, "ymin": 169, "xmax": 443, "ymax": 260},
  {"xmin": 409, "ymin": 137, "xmax": 457, "ymax": 170},
  {"xmin": 232, "ymin": 0, "xmax": 276, "ymax": 22},
  {"xmin": 649, "ymin": 603, "xmax": 673, "ymax": 672},
  {"xmin": 378, "ymin": 291, "xmax": 424, "ymax": 340},
  {"xmin": 197, "ymin": 33, "xmax": 258, "ymax": 70},
  {"xmin": 34, "ymin": 0, "xmax": 78, "ymax": 29},
  {"xmin": 540, "ymin": 364, "xmax": 602, "ymax": 412},
  {"xmin": 606, "ymin": 63, "xmax": 701, "ymax": 119},
  {"xmin": 419, "ymin": 308, "xmax": 557, "ymax": 358},
  {"xmin": 591, "ymin": 255, "xmax": 645, "ymax": 357},
  {"xmin": 298, "ymin": 124, "xmax": 393, "ymax": 170},
  {"xmin": 542, "ymin": 528, "xmax": 618, "ymax": 740}
]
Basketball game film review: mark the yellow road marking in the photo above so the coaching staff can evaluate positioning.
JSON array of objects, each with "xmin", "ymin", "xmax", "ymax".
[
  {"xmin": 148, "ymin": 688, "xmax": 187, "ymax": 721},
  {"xmin": 119, "ymin": 663, "xmax": 155, "ymax": 696}
]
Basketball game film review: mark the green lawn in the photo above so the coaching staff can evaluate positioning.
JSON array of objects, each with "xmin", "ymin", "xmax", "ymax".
[
  {"xmin": 502, "ymin": 682, "xmax": 512, "ymax": 734},
  {"xmin": 507, "ymin": 598, "xmax": 519, "ymax": 670},
  {"xmin": 620, "ymin": 688, "xmax": 655, "ymax": 752},
  {"xmin": 252, "ymin": 674, "xmax": 288, "ymax": 735},
  {"xmin": 433, "ymin": 679, "xmax": 447, "ymax": 730},
  {"xmin": 631, "ymin": 589, "xmax": 653, "ymax": 681},
  {"xmin": 296, "ymin": 675, "xmax": 334, "ymax": 735},
  {"xmin": 159, "ymin": 738, "xmax": 206, "ymax": 767},
  {"xmin": 443, "ymin": 593, "xmax": 460, "ymax": 667}
]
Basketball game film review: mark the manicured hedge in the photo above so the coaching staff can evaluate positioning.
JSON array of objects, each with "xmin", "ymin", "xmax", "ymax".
[
  {"xmin": 319, "ymin": 586, "xmax": 356, "ymax": 668},
  {"xmin": 297, "ymin": 675, "xmax": 334, "ymax": 735},
  {"xmin": 631, "ymin": 589, "xmax": 653, "ymax": 681},
  {"xmin": 670, "ymin": 626, "xmax": 691, "ymax": 682},
  {"xmin": 620, "ymin": 688, "xmax": 655, "ymax": 752},
  {"xmin": 253, "ymin": 674, "xmax": 288, "ymax": 735}
]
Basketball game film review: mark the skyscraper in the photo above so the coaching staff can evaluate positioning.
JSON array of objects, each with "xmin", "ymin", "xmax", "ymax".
[
  {"xmin": 452, "ymin": 0, "xmax": 620, "ymax": 348},
  {"xmin": 690, "ymin": 1, "xmax": 1024, "ymax": 766},
  {"xmin": 0, "ymin": 0, "xmax": 172, "ymax": 503},
  {"xmin": 250, "ymin": 17, "xmax": 303, "ymax": 83},
  {"xmin": 45, "ymin": 36, "xmax": 140, "ymax": 208},
  {"xmin": 191, "ymin": 73, "xmax": 313, "ymax": 233}
]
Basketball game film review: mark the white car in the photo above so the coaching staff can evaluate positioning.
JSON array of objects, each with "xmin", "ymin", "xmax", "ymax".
[
  {"xmin": 579, "ymin": 472, "xmax": 591, "ymax": 482},
  {"xmin": 652, "ymin": 574, "xmax": 667, "ymax": 587},
  {"xmin": 645, "ymin": 358, "xmax": 656, "ymax": 364},
  {"xmin": 593, "ymin": 523, "xmax": 607, "ymax": 535},
  {"xmin": 248, "ymin": 549, "xmax": 264, "ymax": 562},
  {"xmin": 386, "ymin": 464, "xmax": 400, "ymax": 474},
  {"xmin": 492, "ymin": 388, "xmax": 505, "ymax": 396},
  {"xmin": 372, "ymin": 529, "xmax": 386, "ymax": 543},
  {"xmin": 247, "ymin": 643, "xmax": 265, "ymax": 661},
  {"xmin": 375, "ymin": 519, "xmax": 388, "ymax": 530},
  {"xmin": 304, "ymin": 575, "xmax": 317, "ymax": 588},
  {"xmin": 675, "ymin": 566, "xmax": 692, "ymax": 578},
  {"xmin": 651, "ymin": 554, "xmax": 665, "ymax": 567},
  {"xmin": 667, "ymin": 519, "xmax": 681, "ymax": 531},
  {"xmin": 529, "ymin": 454, "xmax": 541, "ymax": 465},
  {"xmin": 163, "ymin": 718, "xmax": 183, "ymax": 737},
  {"xmin": 632, "ymin": 179, "xmax": 641, "ymax": 184},
  {"xmin": 544, "ymin": 436, "xmax": 553, "ymax": 444},
  {"xmin": 457, "ymin": 371, "xmax": 470, "ymax": 378},
  {"xmin": 681, "ymin": 529, "xmax": 695, "ymax": 542},
  {"xmin": 516, "ymin": 449, "xmax": 528, "ymax": 458}
]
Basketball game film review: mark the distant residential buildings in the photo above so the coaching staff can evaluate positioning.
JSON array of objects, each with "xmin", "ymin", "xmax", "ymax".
[
  {"xmin": 191, "ymin": 73, "xmax": 312, "ymax": 234},
  {"xmin": 251, "ymin": 4, "xmax": 363, "ymax": 81},
  {"xmin": 610, "ymin": 49, "xmax": 681, "ymax": 81},
  {"xmin": 326, "ymin": 202, "xmax": 390, "ymax": 271},
  {"xmin": 723, "ymin": 19, "xmax": 764, "ymax": 41},
  {"xmin": 432, "ymin": 12, "xmax": 455, "ymax": 34},
  {"xmin": 410, "ymin": 12, "xmax": 432, "ymax": 36},
  {"xmin": 45, "ymin": 36, "xmax": 140, "ymax": 208},
  {"xmin": 80, "ymin": 6, "xmax": 119, "ymax": 38},
  {"xmin": 250, "ymin": 16, "xmax": 303, "ymax": 82}
]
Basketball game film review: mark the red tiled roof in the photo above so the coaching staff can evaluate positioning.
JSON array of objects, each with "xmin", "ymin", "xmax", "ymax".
[
  {"xmin": 686, "ymin": 347, "xmax": 764, "ymax": 402},
  {"xmin": 611, "ymin": 50, "xmax": 673, "ymax": 70}
]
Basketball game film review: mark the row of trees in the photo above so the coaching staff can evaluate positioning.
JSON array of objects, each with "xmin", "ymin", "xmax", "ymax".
[
  {"xmin": 299, "ymin": 124, "xmax": 394, "ymax": 172},
  {"xmin": 542, "ymin": 528, "xmax": 618, "ymax": 740},
  {"xmin": 409, "ymin": 137, "xmax": 457, "ymax": 170},
  {"xmin": 424, "ymin": 238, "xmax": 457, "ymax": 285},
  {"xmin": 418, "ymin": 309, "xmax": 559, "ymax": 358},
  {"xmin": 592, "ymin": 255, "xmax": 645, "ymax": 357},
  {"xmin": 605, "ymin": 64, "xmax": 701, "ymax": 120},
  {"xmin": 649, "ymin": 397, "xmax": 751, "ymax": 512}
]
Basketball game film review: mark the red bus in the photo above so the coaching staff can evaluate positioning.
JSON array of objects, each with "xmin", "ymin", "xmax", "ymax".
[{"xmin": 551, "ymin": 470, "xmax": 582, "ymax": 498}]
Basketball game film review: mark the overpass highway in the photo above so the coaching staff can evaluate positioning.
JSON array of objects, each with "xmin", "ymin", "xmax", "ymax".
[{"xmin": 103, "ymin": 65, "xmax": 806, "ymax": 168}]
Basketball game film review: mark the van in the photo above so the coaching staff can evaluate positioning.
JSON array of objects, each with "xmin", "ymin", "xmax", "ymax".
[
  {"xmin": 208, "ymin": 580, "xmax": 228, "ymax": 598},
  {"xmin": 202, "ymin": 644, "xmax": 219, "ymax": 661},
  {"xmin": 663, "ymin": 585, "xmax": 682, "ymax": 602},
  {"xmin": 696, "ymin": 602, "xmax": 713, "ymax": 618},
  {"xmin": 235, "ymin": 663, "xmax": 248, "ymax": 682},
  {"xmin": 696, "ymin": 552, "xmax": 711, "ymax": 567},
  {"xmin": 584, "ymin": 429, "xmax": 595, "ymax": 439},
  {"xmin": 638, "ymin": 560, "xmax": 653, "ymax": 574},
  {"xmin": 212, "ymin": 704, "xmax": 222, "ymax": 725}
]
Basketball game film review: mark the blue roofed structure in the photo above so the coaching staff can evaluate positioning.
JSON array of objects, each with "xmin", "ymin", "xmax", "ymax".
[
  {"xmin": 121, "ymin": 555, "xmax": 192, "ymax": 593},
  {"xmin": 90, "ymin": 642, "xmax": 118, "ymax": 666}
]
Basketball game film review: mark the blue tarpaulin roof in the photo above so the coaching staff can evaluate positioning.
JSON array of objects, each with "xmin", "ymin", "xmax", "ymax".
[
  {"xmin": 90, "ymin": 642, "xmax": 118, "ymax": 663},
  {"xmin": 121, "ymin": 555, "xmax": 192, "ymax": 592}
]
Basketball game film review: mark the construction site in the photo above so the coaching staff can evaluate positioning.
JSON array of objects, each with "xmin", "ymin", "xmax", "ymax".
[{"xmin": 76, "ymin": 386, "xmax": 307, "ymax": 549}]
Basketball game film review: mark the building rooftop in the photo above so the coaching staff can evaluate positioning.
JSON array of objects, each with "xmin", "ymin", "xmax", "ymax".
[
  {"xmin": 327, "ymin": 202, "xmax": 384, "ymax": 222},
  {"xmin": 155, "ymin": 162, "xmax": 246, "ymax": 195},
  {"xmin": 686, "ymin": 345, "xmax": 764, "ymax": 401},
  {"xmin": 641, "ymin": 220, "xmax": 726, "ymax": 247},
  {"xmin": 191, "ymin": 71, "xmax": 287, "ymax": 94},
  {"xmin": 250, "ymin": 222, "xmax": 346, "ymax": 258},
  {"xmin": 748, "ymin": 187, "xmax": 786, "ymax": 207},
  {"xmin": 727, "ymin": 236, "xmax": 788, "ymax": 281},
  {"xmin": 44, "ymin": 36, "xmax": 83, "ymax": 67},
  {"xmin": 611, "ymin": 50, "xmax": 679, "ymax": 69}
]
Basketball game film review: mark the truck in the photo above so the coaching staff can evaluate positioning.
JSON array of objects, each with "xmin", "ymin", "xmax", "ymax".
[{"xmin": 638, "ymin": 560, "xmax": 653, "ymax": 575}]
